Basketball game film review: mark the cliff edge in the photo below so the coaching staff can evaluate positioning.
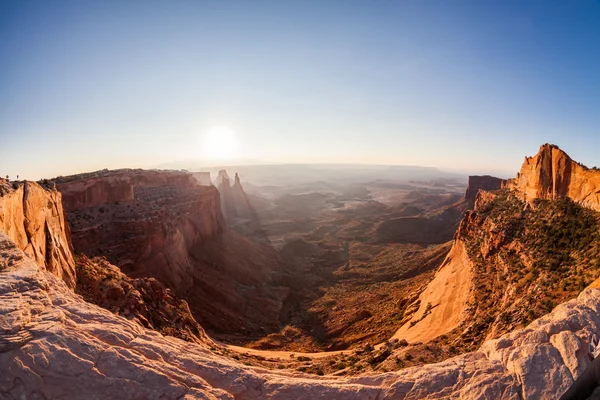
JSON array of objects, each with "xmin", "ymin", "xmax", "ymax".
[
  {"xmin": 507, "ymin": 143, "xmax": 600, "ymax": 211},
  {"xmin": 0, "ymin": 179, "xmax": 75, "ymax": 288}
]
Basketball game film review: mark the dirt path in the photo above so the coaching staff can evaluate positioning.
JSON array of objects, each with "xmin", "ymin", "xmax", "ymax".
[
  {"xmin": 222, "ymin": 240, "xmax": 471, "ymax": 359},
  {"xmin": 222, "ymin": 344, "xmax": 352, "ymax": 360}
]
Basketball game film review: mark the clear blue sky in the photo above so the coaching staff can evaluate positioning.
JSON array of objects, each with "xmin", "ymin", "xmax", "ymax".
[{"xmin": 1, "ymin": 0, "xmax": 600, "ymax": 180}]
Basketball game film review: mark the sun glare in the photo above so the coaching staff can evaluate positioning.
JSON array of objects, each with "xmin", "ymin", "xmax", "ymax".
[{"xmin": 201, "ymin": 126, "xmax": 240, "ymax": 161}]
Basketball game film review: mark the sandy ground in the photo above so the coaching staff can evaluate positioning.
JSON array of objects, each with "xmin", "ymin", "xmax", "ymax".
[{"xmin": 222, "ymin": 344, "xmax": 351, "ymax": 360}]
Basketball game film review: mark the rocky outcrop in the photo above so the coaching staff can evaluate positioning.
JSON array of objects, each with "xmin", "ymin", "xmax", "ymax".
[
  {"xmin": 230, "ymin": 173, "xmax": 255, "ymax": 219},
  {"xmin": 1, "ymin": 231, "xmax": 599, "ymax": 399},
  {"xmin": 465, "ymin": 175, "xmax": 506, "ymax": 209},
  {"xmin": 386, "ymin": 145, "xmax": 600, "ymax": 351},
  {"xmin": 55, "ymin": 169, "xmax": 289, "ymax": 336},
  {"xmin": 75, "ymin": 255, "xmax": 210, "ymax": 345},
  {"xmin": 391, "ymin": 239, "xmax": 472, "ymax": 344},
  {"xmin": 216, "ymin": 170, "xmax": 256, "ymax": 221},
  {"xmin": 0, "ymin": 178, "xmax": 75, "ymax": 288},
  {"xmin": 507, "ymin": 143, "xmax": 600, "ymax": 211}
]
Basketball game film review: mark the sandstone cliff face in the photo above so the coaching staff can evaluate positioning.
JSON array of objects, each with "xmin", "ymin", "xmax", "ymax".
[
  {"xmin": 388, "ymin": 151, "xmax": 600, "ymax": 352},
  {"xmin": 508, "ymin": 143, "xmax": 600, "ymax": 211},
  {"xmin": 391, "ymin": 238, "xmax": 472, "ymax": 344},
  {"xmin": 56, "ymin": 170, "xmax": 224, "ymax": 287},
  {"xmin": 0, "ymin": 179, "xmax": 75, "ymax": 288},
  {"xmin": 2, "ymin": 231, "xmax": 599, "ymax": 399},
  {"xmin": 56, "ymin": 169, "xmax": 289, "ymax": 336},
  {"xmin": 465, "ymin": 175, "xmax": 506, "ymax": 209}
]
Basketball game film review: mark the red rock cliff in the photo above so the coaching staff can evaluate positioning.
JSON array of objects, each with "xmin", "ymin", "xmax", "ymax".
[
  {"xmin": 0, "ymin": 179, "xmax": 76, "ymax": 287},
  {"xmin": 56, "ymin": 170, "xmax": 224, "ymax": 287},
  {"xmin": 56, "ymin": 169, "xmax": 288, "ymax": 335},
  {"xmin": 507, "ymin": 143, "xmax": 600, "ymax": 211},
  {"xmin": 58, "ymin": 175, "xmax": 135, "ymax": 209}
]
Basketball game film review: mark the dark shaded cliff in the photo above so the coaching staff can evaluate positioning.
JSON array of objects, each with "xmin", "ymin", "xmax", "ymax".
[{"xmin": 55, "ymin": 169, "xmax": 290, "ymax": 336}]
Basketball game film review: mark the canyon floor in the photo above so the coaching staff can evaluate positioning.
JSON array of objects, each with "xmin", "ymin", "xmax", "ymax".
[{"xmin": 215, "ymin": 177, "xmax": 465, "ymax": 353}]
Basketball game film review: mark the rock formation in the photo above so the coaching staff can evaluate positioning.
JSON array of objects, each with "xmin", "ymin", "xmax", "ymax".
[
  {"xmin": 215, "ymin": 170, "xmax": 255, "ymax": 221},
  {"xmin": 389, "ymin": 145, "xmax": 600, "ymax": 352},
  {"xmin": 507, "ymin": 143, "xmax": 600, "ymax": 211},
  {"xmin": 75, "ymin": 254, "xmax": 210, "ymax": 344},
  {"xmin": 391, "ymin": 239, "xmax": 473, "ymax": 344},
  {"xmin": 56, "ymin": 169, "xmax": 225, "ymax": 283},
  {"xmin": 193, "ymin": 171, "xmax": 212, "ymax": 186},
  {"xmin": 55, "ymin": 169, "xmax": 289, "ymax": 336},
  {"xmin": 4, "ymin": 144, "xmax": 600, "ymax": 398},
  {"xmin": 464, "ymin": 175, "xmax": 506, "ymax": 209},
  {"xmin": 2, "ymin": 230, "xmax": 600, "ymax": 399},
  {"xmin": 0, "ymin": 178, "xmax": 75, "ymax": 288}
]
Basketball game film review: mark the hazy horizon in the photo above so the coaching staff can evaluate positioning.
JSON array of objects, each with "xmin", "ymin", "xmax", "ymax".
[{"xmin": 2, "ymin": 1, "xmax": 600, "ymax": 180}]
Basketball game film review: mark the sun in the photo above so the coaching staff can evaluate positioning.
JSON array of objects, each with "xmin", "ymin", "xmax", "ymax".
[{"xmin": 200, "ymin": 126, "xmax": 240, "ymax": 161}]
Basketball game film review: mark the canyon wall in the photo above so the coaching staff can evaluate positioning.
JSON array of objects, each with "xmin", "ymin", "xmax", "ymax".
[
  {"xmin": 56, "ymin": 170, "xmax": 224, "ymax": 287},
  {"xmin": 55, "ymin": 169, "xmax": 289, "ymax": 335},
  {"xmin": 464, "ymin": 175, "xmax": 506, "ymax": 209},
  {"xmin": 0, "ymin": 179, "xmax": 75, "ymax": 288},
  {"xmin": 507, "ymin": 143, "xmax": 600, "ymax": 211},
  {"xmin": 398, "ymin": 143, "xmax": 600, "ymax": 349}
]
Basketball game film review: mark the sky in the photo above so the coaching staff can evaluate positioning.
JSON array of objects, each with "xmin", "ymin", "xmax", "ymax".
[{"xmin": 1, "ymin": 0, "xmax": 600, "ymax": 180}]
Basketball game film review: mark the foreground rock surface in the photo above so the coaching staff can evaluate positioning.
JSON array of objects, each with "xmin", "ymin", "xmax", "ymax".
[
  {"xmin": 0, "ymin": 179, "xmax": 75, "ymax": 288},
  {"xmin": 1, "ymin": 233, "xmax": 597, "ymax": 399}
]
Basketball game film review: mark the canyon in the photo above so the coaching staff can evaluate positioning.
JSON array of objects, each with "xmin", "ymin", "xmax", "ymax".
[
  {"xmin": 2, "ymin": 143, "xmax": 600, "ymax": 399},
  {"xmin": 53, "ymin": 169, "xmax": 289, "ymax": 336}
]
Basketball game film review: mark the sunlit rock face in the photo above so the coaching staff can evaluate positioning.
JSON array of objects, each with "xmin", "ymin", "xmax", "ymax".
[
  {"xmin": 0, "ymin": 179, "xmax": 75, "ymax": 288},
  {"xmin": 508, "ymin": 143, "xmax": 600, "ymax": 210}
]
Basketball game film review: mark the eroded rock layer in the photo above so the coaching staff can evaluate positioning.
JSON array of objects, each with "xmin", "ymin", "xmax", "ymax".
[
  {"xmin": 0, "ymin": 179, "xmax": 75, "ymax": 288},
  {"xmin": 75, "ymin": 255, "xmax": 210, "ymax": 345}
]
